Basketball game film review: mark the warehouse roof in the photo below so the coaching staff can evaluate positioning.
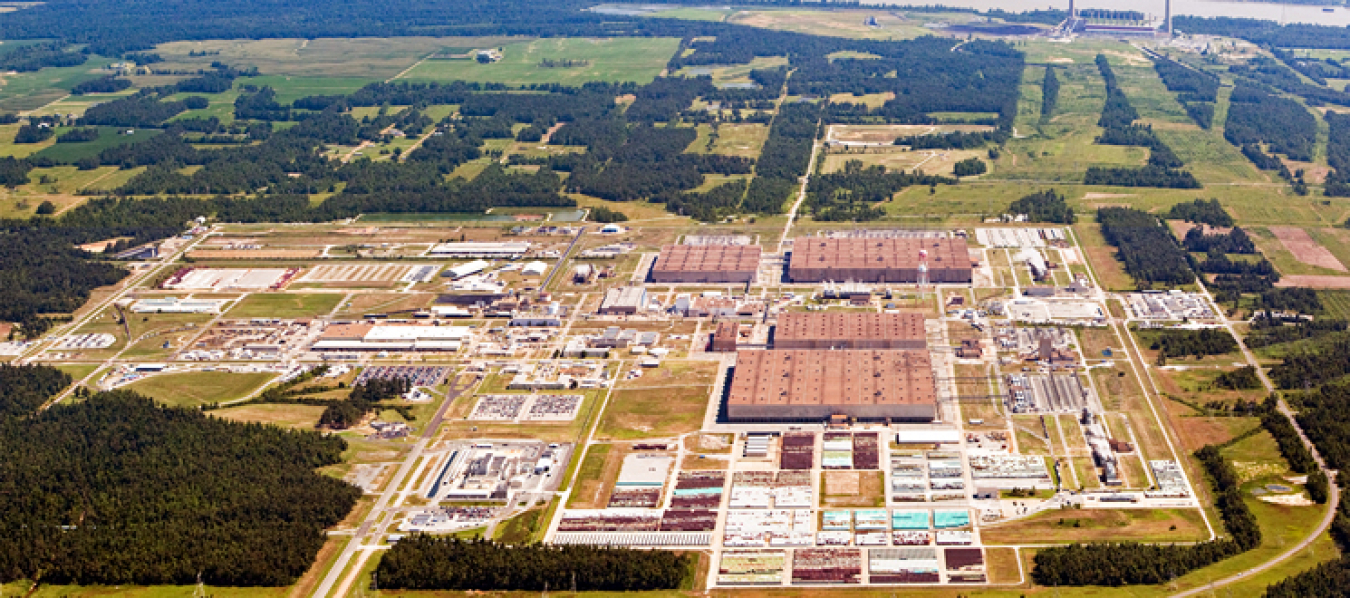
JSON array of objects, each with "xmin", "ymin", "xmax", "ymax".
[
  {"xmin": 776, "ymin": 312, "xmax": 926, "ymax": 344},
  {"xmin": 653, "ymin": 244, "xmax": 761, "ymax": 273},
  {"xmin": 728, "ymin": 349, "xmax": 936, "ymax": 408},
  {"xmin": 790, "ymin": 237, "xmax": 970, "ymax": 269}
]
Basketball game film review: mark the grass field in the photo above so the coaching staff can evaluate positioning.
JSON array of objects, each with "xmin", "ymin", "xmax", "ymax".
[
  {"xmin": 211, "ymin": 403, "xmax": 327, "ymax": 429},
  {"xmin": 227, "ymin": 293, "xmax": 343, "ymax": 318},
  {"xmin": 398, "ymin": 38, "xmax": 681, "ymax": 86},
  {"xmin": 596, "ymin": 361, "xmax": 717, "ymax": 440},
  {"xmin": 153, "ymin": 37, "xmax": 519, "ymax": 80},
  {"xmin": 982, "ymin": 508, "xmax": 1208, "ymax": 544},
  {"xmin": 32, "ymin": 127, "xmax": 163, "ymax": 162},
  {"xmin": 687, "ymin": 123, "xmax": 769, "ymax": 158},
  {"xmin": 124, "ymin": 371, "xmax": 277, "ymax": 408}
]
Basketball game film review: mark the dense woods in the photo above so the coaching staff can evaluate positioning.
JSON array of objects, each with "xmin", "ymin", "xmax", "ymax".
[
  {"xmin": 1097, "ymin": 207, "xmax": 1196, "ymax": 286},
  {"xmin": 375, "ymin": 536, "xmax": 691, "ymax": 591},
  {"xmin": 1142, "ymin": 328, "xmax": 1238, "ymax": 360},
  {"xmin": 1224, "ymin": 85, "xmax": 1315, "ymax": 165},
  {"xmin": 0, "ymin": 364, "xmax": 70, "ymax": 418},
  {"xmin": 0, "ymin": 388, "xmax": 359, "ymax": 586},
  {"xmin": 1008, "ymin": 189, "xmax": 1074, "ymax": 224},
  {"xmin": 1032, "ymin": 444, "xmax": 1259, "ymax": 585},
  {"xmin": 1165, "ymin": 198, "xmax": 1234, "ymax": 227}
]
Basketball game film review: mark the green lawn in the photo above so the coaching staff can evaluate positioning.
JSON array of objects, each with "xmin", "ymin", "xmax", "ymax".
[
  {"xmin": 211, "ymin": 403, "xmax": 327, "ymax": 429},
  {"xmin": 227, "ymin": 293, "xmax": 343, "ymax": 318},
  {"xmin": 398, "ymin": 38, "xmax": 681, "ymax": 86},
  {"xmin": 123, "ymin": 371, "xmax": 277, "ymax": 408}
]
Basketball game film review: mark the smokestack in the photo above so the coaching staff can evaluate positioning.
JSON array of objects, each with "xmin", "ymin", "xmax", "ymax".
[
  {"xmin": 1165, "ymin": 0, "xmax": 1172, "ymax": 34},
  {"xmin": 1069, "ymin": 0, "xmax": 1075, "ymax": 18}
]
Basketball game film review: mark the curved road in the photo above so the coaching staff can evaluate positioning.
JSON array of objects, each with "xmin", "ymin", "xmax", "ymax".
[{"xmin": 1171, "ymin": 279, "xmax": 1341, "ymax": 597}]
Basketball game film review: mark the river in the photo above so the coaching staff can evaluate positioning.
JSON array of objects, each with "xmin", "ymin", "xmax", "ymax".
[{"xmin": 860, "ymin": 0, "xmax": 1350, "ymax": 27}]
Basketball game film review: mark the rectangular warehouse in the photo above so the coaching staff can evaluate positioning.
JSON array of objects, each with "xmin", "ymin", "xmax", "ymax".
[
  {"xmin": 788, "ymin": 238, "xmax": 973, "ymax": 283},
  {"xmin": 727, "ymin": 349, "xmax": 937, "ymax": 422},
  {"xmin": 774, "ymin": 312, "xmax": 927, "ymax": 350},
  {"xmin": 651, "ymin": 244, "xmax": 761, "ymax": 283}
]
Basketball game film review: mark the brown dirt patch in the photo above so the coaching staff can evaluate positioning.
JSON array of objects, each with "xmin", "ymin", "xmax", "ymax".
[
  {"xmin": 1270, "ymin": 226, "xmax": 1346, "ymax": 272},
  {"xmin": 825, "ymin": 471, "xmax": 861, "ymax": 494},
  {"xmin": 828, "ymin": 123, "xmax": 993, "ymax": 144},
  {"xmin": 1167, "ymin": 220, "xmax": 1232, "ymax": 239},
  {"xmin": 1276, "ymin": 274, "xmax": 1350, "ymax": 288},
  {"xmin": 821, "ymin": 470, "xmax": 883, "ymax": 508}
]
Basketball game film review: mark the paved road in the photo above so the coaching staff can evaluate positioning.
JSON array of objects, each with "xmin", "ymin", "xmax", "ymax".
[
  {"xmin": 1170, "ymin": 279, "xmax": 1340, "ymax": 597},
  {"xmin": 312, "ymin": 374, "xmax": 476, "ymax": 598}
]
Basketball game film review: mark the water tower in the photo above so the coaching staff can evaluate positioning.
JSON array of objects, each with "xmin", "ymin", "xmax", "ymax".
[{"xmin": 917, "ymin": 249, "xmax": 929, "ymax": 288}]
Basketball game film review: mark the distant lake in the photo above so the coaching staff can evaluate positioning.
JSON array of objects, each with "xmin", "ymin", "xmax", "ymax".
[{"xmin": 863, "ymin": 0, "xmax": 1350, "ymax": 27}]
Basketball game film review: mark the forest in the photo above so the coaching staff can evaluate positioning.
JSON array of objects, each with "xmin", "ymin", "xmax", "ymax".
[
  {"xmin": 1182, "ymin": 226, "xmax": 1255, "ymax": 254},
  {"xmin": 1031, "ymin": 444, "xmax": 1259, "ymax": 585},
  {"xmin": 1165, "ymin": 198, "xmax": 1233, "ymax": 227},
  {"xmin": 0, "ymin": 364, "xmax": 70, "ymax": 418},
  {"xmin": 1097, "ymin": 207, "xmax": 1196, "ymax": 286},
  {"xmin": 0, "ymin": 387, "xmax": 359, "ymax": 586},
  {"xmin": 1141, "ymin": 328, "xmax": 1238, "ymax": 360},
  {"xmin": 1224, "ymin": 84, "xmax": 1315, "ymax": 163},
  {"xmin": 1008, "ymin": 189, "xmax": 1074, "ymax": 223},
  {"xmin": 374, "ymin": 536, "xmax": 691, "ymax": 591}
]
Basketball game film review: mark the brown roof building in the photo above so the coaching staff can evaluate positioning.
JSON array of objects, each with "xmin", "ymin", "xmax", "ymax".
[
  {"xmin": 788, "ymin": 237, "xmax": 973, "ymax": 283},
  {"xmin": 652, "ymin": 244, "xmax": 761, "ymax": 283},
  {"xmin": 774, "ymin": 312, "xmax": 927, "ymax": 350},
  {"xmin": 727, "ymin": 349, "xmax": 937, "ymax": 422},
  {"xmin": 710, "ymin": 321, "xmax": 739, "ymax": 353}
]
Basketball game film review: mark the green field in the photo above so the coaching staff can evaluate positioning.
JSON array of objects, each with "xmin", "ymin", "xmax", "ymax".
[
  {"xmin": 398, "ymin": 38, "xmax": 681, "ymax": 86},
  {"xmin": 0, "ymin": 56, "xmax": 117, "ymax": 112},
  {"xmin": 123, "ymin": 371, "xmax": 277, "ymax": 408},
  {"xmin": 32, "ymin": 127, "xmax": 163, "ymax": 162},
  {"xmin": 227, "ymin": 293, "xmax": 344, "ymax": 318}
]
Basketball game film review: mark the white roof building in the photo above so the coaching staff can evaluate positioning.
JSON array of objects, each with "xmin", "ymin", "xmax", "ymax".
[{"xmin": 429, "ymin": 242, "xmax": 531, "ymax": 258}]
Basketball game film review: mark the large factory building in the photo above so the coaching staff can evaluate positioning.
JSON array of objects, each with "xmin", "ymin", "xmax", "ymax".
[
  {"xmin": 774, "ymin": 312, "xmax": 927, "ymax": 350},
  {"xmin": 788, "ymin": 237, "xmax": 973, "ymax": 283},
  {"xmin": 726, "ymin": 349, "xmax": 937, "ymax": 422},
  {"xmin": 651, "ymin": 244, "xmax": 761, "ymax": 283}
]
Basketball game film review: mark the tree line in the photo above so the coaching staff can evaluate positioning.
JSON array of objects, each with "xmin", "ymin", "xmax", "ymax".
[
  {"xmin": 1040, "ymin": 65, "xmax": 1059, "ymax": 125},
  {"xmin": 374, "ymin": 536, "xmax": 691, "ymax": 591}
]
